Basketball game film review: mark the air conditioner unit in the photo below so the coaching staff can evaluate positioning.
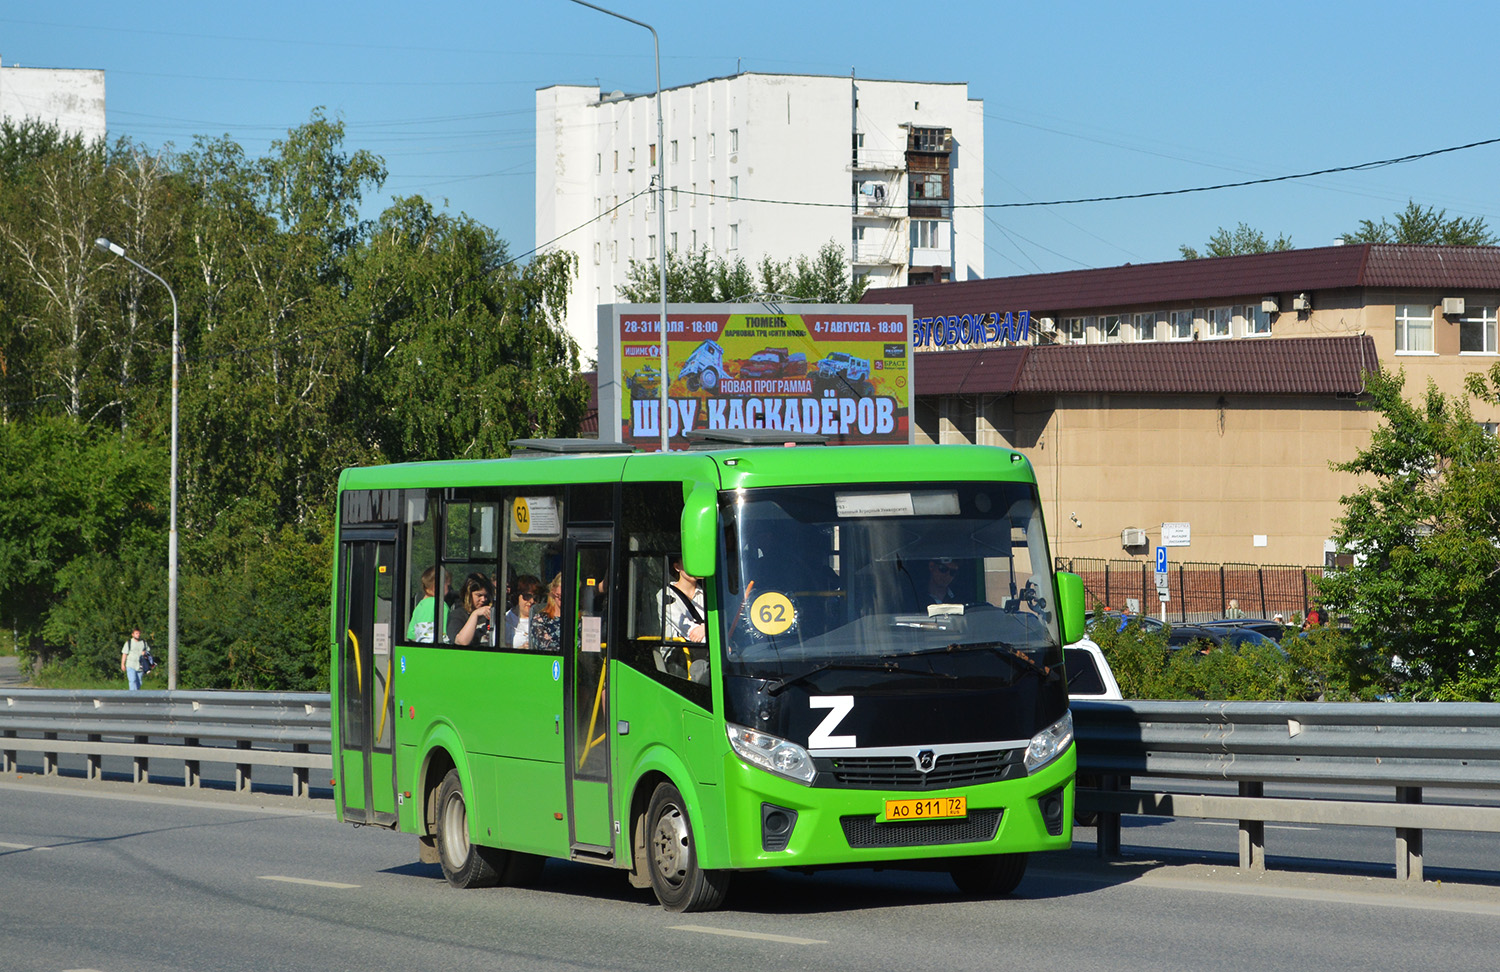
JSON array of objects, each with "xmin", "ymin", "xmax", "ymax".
[
  {"xmin": 1292, "ymin": 293, "xmax": 1312, "ymax": 312},
  {"xmin": 1443, "ymin": 297, "xmax": 1466, "ymax": 316},
  {"xmin": 1121, "ymin": 528, "xmax": 1147, "ymax": 548},
  {"xmin": 1261, "ymin": 297, "xmax": 1279, "ymax": 314},
  {"xmin": 1037, "ymin": 316, "xmax": 1056, "ymax": 333}
]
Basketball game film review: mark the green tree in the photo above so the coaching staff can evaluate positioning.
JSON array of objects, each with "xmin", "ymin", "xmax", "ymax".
[
  {"xmin": 1342, "ymin": 200, "xmax": 1497, "ymax": 246},
  {"xmin": 620, "ymin": 240, "xmax": 867, "ymax": 303},
  {"xmin": 1316, "ymin": 365, "xmax": 1500, "ymax": 699},
  {"xmin": 1180, "ymin": 222, "xmax": 1293, "ymax": 260}
]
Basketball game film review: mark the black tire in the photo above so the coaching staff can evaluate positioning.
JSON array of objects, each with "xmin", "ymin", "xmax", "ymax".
[
  {"xmin": 434, "ymin": 769, "xmax": 499, "ymax": 889},
  {"xmin": 645, "ymin": 782, "xmax": 730, "ymax": 912},
  {"xmin": 700, "ymin": 367, "xmax": 719, "ymax": 391},
  {"xmin": 685, "ymin": 372, "xmax": 701, "ymax": 393},
  {"xmin": 950, "ymin": 852, "xmax": 1027, "ymax": 896}
]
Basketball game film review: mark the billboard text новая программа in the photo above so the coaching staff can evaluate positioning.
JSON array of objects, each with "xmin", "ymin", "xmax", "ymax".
[{"xmin": 613, "ymin": 307, "xmax": 911, "ymax": 447}]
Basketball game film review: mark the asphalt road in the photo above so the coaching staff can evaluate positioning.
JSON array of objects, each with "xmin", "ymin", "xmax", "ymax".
[{"xmin": 5, "ymin": 776, "xmax": 1500, "ymax": 972}]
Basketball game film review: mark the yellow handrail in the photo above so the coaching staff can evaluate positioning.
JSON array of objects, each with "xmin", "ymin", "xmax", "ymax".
[
  {"xmin": 348, "ymin": 629, "xmax": 363, "ymax": 692},
  {"xmin": 578, "ymin": 665, "xmax": 608, "ymax": 771}
]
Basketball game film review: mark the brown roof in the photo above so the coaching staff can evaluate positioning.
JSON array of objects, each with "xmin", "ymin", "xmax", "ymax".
[
  {"xmin": 1016, "ymin": 335, "xmax": 1379, "ymax": 396},
  {"xmin": 865, "ymin": 244, "xmax": 1500, "ymax": 316},
  {"xmin": 912, "ymin": 346, "xmax": 1026, "ymax": 394},
  {"xmin": 909, "ymin": 335, "xmax": 1378, "ymax": 396}
]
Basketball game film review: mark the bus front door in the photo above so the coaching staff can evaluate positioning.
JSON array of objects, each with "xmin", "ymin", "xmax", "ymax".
[
  {"xmin": 336, "ymin": 537, "xmax": 399, "ymax": 828},
  {"xmin": 565, "ymin": 531, "xmax": 615, "ymax": 856}
]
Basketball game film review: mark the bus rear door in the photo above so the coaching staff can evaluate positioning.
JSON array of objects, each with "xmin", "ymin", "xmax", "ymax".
[{"xmin": 336, "ymin": 535, "xmax": 399, "ymax": 827}]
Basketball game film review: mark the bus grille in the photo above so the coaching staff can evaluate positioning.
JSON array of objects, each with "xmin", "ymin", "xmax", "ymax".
[
  {"xmin": 840, "ymin": 809, "xmax": 1002, "ymax": 848},
  {"xmin": 819, "ymin": 748, "xmax": 1024, "ymax": 789}
]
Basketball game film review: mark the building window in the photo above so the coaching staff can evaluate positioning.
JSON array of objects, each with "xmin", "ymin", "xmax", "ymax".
[
  {"xmin": 1460, "ymin": 305, "xmax": 1497, "ymax": 353},
  {"xmin": 1204, "ymin": 306, "xmax": 1231, "ymax": 339},
  {"xmin": 609, "ymin": 240, "xmax": 617, "ymax": 264},
  {"xmin": 1100, "ymin": 314, "xmax": 1123, "ymax": 342},
  {"xmin": 1246, "ymin": 304, "xmax": 1272, "ymax": 336},
  {"xmin": 1480, "ymin": 422, "xmax": 1499, "ymax": 437},
  {"xmin": 670, "ymin": 232, "xmax": 678, "ymax": 251},
  {"xmin": 593, "ymin": 242, "xmax": 600, "ymax": 265},
  {"xmin": 691, "ymin": 136, "xmax": 697, "ymax": 160},
  {"xmin": 648, "ymin": 235, "xmax": 656, "ymax": 259},
  {"xmin": 1169, "ymin": 309, "xmax": 1194, "ymax": 341},
  {"xmin": 729, "ymin": 224, "xmax": 738, "ymax": 250},
  {"xmin": 708, "ymin": 133, "xmax": 715, "ymax": 158},
  {"xmin": 1396, "ymin": 303, "xmax": 1434, "ymax": 352},
  {"xmin": 1133, "ymin": 312, "xmax": 1156, "ymax": 341},
  {"xmin": 630, "ymin": 238, "xmax": 636, "ymax": 261},
  {"xmin": 730, "ymin": 176, "xmax": 738, "ymax": 199},
  {"xmin": 629, "ymin": 147, "xmax": 636, "ymax": 166},
  {"xmin": 691, "ymin": 229, "xmax": 697, "ymax": 249},
  {"xmin": 670, "ymin": 140, "xmax": 678, "ymax": 163},
  {"xmin": 1061, "ymin": 316, "xmax": 1085, "ymax": 343},
  {"xmin": 649, "ymin": 143, "xmax": 656, "ymax": 166},
  {"xmin": 710, "ymin": 226, "xmax": 716, "ymax": 250},
  {"xmin": 910, "ymin": 173, "xmax": 946, "ymax": 200},
  {"xmin": 691, "ymin": 182, "xmax": 697, "ymax": 207},
  {"xmin": 595, "ymin": 153, "xmax": 601, "ymax": 174},
  {"xmin": 910, "ymin": 219, "xmax": 944, "ymax": 249},
  {"xmin": 709, "ymin": 179, "xmax": 715, "ymax": 204},
  {"xmin": 613, "ymin": 150, "xmax": 618, "ymax": 173},
  {"xmin": 730, "ymin": 128, "xmax": 739, "ymax": 152},
  {"xmin": 670, "ymin": 188, "xmax": 678, "ymax": 210}
]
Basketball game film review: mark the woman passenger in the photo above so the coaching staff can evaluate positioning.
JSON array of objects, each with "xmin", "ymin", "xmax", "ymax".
[
  {"xmin": 504, "ymin": 575, "xmax": 543, "ymax": 649},
  {"xmin": 450, "ymin": 573, "xmax": 497, "ymax": 647},
  {"xmin": 529, "ymin": 572, "xmax": 564, "ymax": 652}
]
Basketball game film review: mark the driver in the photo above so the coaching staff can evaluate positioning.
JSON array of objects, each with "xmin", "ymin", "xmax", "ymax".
[{"xmin": 924, "ymin": 557, "xmax": 960, "ymax": 606}]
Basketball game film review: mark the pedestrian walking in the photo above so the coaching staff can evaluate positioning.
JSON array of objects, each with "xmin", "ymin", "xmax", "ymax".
[{"xmin": 120, "ymin": 627, "xmax": 151, "ymax": 690}]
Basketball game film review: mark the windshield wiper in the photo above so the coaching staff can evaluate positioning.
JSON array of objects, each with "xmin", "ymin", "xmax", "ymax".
[
  {"xmin": 762, "ymin": 661, "xmax": 957, "ymax": 696},
  {"xmin": 907, "ymin": 641, "xmax": 1054, "ymax": 680}
]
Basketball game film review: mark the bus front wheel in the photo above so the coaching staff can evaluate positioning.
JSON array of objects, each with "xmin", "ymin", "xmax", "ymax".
[
  {"xmin": 435, "ymin": 769, "xmax": 500, "ymax": 889},
  {"xmin": 950, "ymin": 852, "xmax": 1027, "ymax": 896},
  {"xmin": 645, "ymin": 782, "xmax": 730, "ymax": 912}
]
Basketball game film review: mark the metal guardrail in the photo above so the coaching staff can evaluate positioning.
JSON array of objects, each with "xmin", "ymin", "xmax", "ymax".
[
  {"xmin": 1073, "ymin": 700, "xmax": 1500, "ymax": 880},
  {"xmin": 1, "ymin": 689, "xmax": 331, "ymax": 797},
  {"xmin": 7, "ymin": 690, "xmax": 1500, "ymax": 881}
]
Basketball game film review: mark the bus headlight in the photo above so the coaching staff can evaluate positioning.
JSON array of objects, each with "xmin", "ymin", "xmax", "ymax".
[
  {"xmin": 1024, "ymin": 710, "xmax": 1074, "ymax": 773},
  {"xmin": 727, "ymin": 724, "xmax": 817, "ymax": 784}
]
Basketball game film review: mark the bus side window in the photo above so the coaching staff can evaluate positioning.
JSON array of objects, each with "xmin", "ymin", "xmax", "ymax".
[
  {"xmin": 402, "ymin": 491, "xmax": 439, "ymax": 645},
  {"xmin": 618, "ymin": 483, "xmax": 710, "ymax": 710}
]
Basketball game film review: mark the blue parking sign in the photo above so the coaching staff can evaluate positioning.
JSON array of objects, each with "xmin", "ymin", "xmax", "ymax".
[{"xmin": 1155, "ymin": 546, "xmax": 1168, "ymax": 574}]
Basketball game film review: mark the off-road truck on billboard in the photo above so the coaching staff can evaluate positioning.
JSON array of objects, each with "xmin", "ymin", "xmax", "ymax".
[{"xmin": 813, "ymin": 350, "xmax": 875, "ymax": 397}]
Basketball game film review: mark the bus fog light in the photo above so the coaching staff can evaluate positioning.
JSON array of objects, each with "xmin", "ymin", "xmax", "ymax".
[
  {"xmin": 728, "ymin": 724, "xmax": 817, "ymax": 784},
  {"xmin": 1024, "ymin": 711, "xmax": 1074, "ymax": 773}
]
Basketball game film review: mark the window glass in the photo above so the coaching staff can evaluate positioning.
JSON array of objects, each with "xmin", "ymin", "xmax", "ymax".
[
  {"xmin": 1169, "ymin": 309, "xmax": 1193, "ymax": 340},
  {"xmin": 1206, "ymin": 306, "xmax": 1231, "ymax": 338},
  {"xmin": 504, "ymin": 490, "xmax": 566, "ymax": 653},
  {"xmin": 441, "ymin": 495, "xmax": 502, "ymax": 648},
  {"xmin": 1062, "ymin": 316, "xmax": 1085, "ymax": 343},
  {"xmin": 1460, "ymin": 305, "xmax": 1497, "ymax": 353},
  {"xmin": 1133, "ymin": 312, "xmax": 1155, "ymax": 341},
  {"xmin": 618, "ymin": 483, "xmax": 709, "ymax": 708},
  {"xmin": 1100, "ymin": 314, "xmax": 1122, "ymax": 341},
  {"xmin": 402, "ymin": 492, "xmax": 440, "ymax": 645},
  {"xmin": 1396, "ymin": 303, "xmax": 1434, "ymax": 352}
]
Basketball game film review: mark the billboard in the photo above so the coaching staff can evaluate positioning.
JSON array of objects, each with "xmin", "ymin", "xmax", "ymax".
[{"xmin": 597, "ymin": 302, "xmax": 913, "ymax": 449}]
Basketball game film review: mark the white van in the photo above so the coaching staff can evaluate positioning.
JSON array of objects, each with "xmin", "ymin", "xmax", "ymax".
[{"xmin": 1063, "ymin": 637, "xmax": 1122, "ymax": 700}]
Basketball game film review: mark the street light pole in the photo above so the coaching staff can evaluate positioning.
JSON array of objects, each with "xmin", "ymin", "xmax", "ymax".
[
  {"xmin": 566, "ymin": 0, "xmax": 670, "ymax": 452},
  {"xmin": 96, "ymin": 237, "xmax": 179, "ymax": 690}
]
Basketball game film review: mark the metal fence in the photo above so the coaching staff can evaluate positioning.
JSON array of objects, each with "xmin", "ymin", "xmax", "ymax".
[
  {"xmin": 1, "ymin": 689, "xmax": 331, "ymax": 797},
  {"xmin": 1057, "ymin": 557, "xmax": 1325, "ymax": 623},
  {"xmin": 1073, "ymin": 699, "xmax": 1500, "ymax": 880}
]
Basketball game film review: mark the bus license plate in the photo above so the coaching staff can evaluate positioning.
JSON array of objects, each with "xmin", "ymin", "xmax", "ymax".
[{"xmin": 884, "ymin": 796, "xmax": 967, "ymax": 821}]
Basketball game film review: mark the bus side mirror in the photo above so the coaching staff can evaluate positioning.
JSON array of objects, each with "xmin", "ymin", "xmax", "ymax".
[
  {"xmin": 680, "ymin": 485, "xmax": 717, "ymax": 578},
  {"xmin": 1055, "ymin": 571, "xmax": 1085, "ymax": 645}
]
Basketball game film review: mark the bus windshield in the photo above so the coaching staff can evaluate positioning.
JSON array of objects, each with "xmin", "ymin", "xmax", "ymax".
[{"xmin": 719, "ymin": 481, "xmax": 1062, "ymax": 687}]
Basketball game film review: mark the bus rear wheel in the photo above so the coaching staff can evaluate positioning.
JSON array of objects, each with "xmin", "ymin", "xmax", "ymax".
[
  {"xmin": 435, "ymin": 769, "xmax": 500, "ymax": 889},
  {"xmin": 645, "ymin": 782, "xmax": 730, "ymax": 912},
  {"xmin": 949, "ymin": 852, "xmax": 1027, "ymax": 896}
]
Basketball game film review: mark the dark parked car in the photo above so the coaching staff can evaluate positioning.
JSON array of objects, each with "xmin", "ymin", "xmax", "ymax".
[
  {"xmin": 1168, "ymin": 624, "xmax": 1286, "ymax": 656},
  {"xmin": 1086, "ymin": 610, "xmax": 1165, "ymax": 633},
  {"xmin": 1203, "ymin": 617, "xmax": 1288, "ymax": 640}
]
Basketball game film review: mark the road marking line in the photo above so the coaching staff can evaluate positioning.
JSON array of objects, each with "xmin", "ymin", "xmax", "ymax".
[
  {"xmin": 258, "ymin": 875, "xmax": 360, "ymax": 889},
  {"xmin": 671, "ymin": 925, "xmax": 826, "ymax": 945},
  {"xmin": 0, "ymin": 840, "xmax": 53, "ymax": 851}
]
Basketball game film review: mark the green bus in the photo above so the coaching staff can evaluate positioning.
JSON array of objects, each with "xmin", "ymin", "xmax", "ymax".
[{"xmin": 331, "ymin": 437, "xmax": 1085, "ymax": 912}]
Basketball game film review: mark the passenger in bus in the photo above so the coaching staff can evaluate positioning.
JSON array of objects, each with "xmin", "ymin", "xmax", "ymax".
[
  {"xmin": 504, "ymin": 575, "xmax": 542, "ymax": 649},
  {"xmin": 529, "ymin": 572, "xmax": 564, "ymax": 652},
  {"xmin": 406, "ymin": 566, "xmax": 440, "ymax": 643},
  {"xmin": 449, "ymin": 573, "xmax": 497, "ymax": 647}
]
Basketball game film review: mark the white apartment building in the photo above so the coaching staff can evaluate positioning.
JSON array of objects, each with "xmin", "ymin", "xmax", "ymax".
[
  {"xmin": 0, "ymin": 58, "xmax": 106, "ymax": 142},
  {"xmin": 537, "ymin": 72, "xmax": 983, "ymax": 360}
]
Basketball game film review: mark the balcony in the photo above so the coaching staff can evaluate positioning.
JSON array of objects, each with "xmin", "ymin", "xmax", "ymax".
[
  {"xmin": 852, "ymin": 242, "xmax": 904, "ymax": 266},
  {"xmin": 850, "ymin": 148, "xmax": 907, "ymax": 172}
]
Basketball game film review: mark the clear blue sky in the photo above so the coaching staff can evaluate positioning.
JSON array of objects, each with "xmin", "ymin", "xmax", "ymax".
[{"xmin": 6, "ymin": 1, "xmax": 1499, "ymax": 276}]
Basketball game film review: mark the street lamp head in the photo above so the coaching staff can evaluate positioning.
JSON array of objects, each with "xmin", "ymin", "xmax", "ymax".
[{"xmin": 95, "ymin": 237, "xmax": 125, "ymax": 257}]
